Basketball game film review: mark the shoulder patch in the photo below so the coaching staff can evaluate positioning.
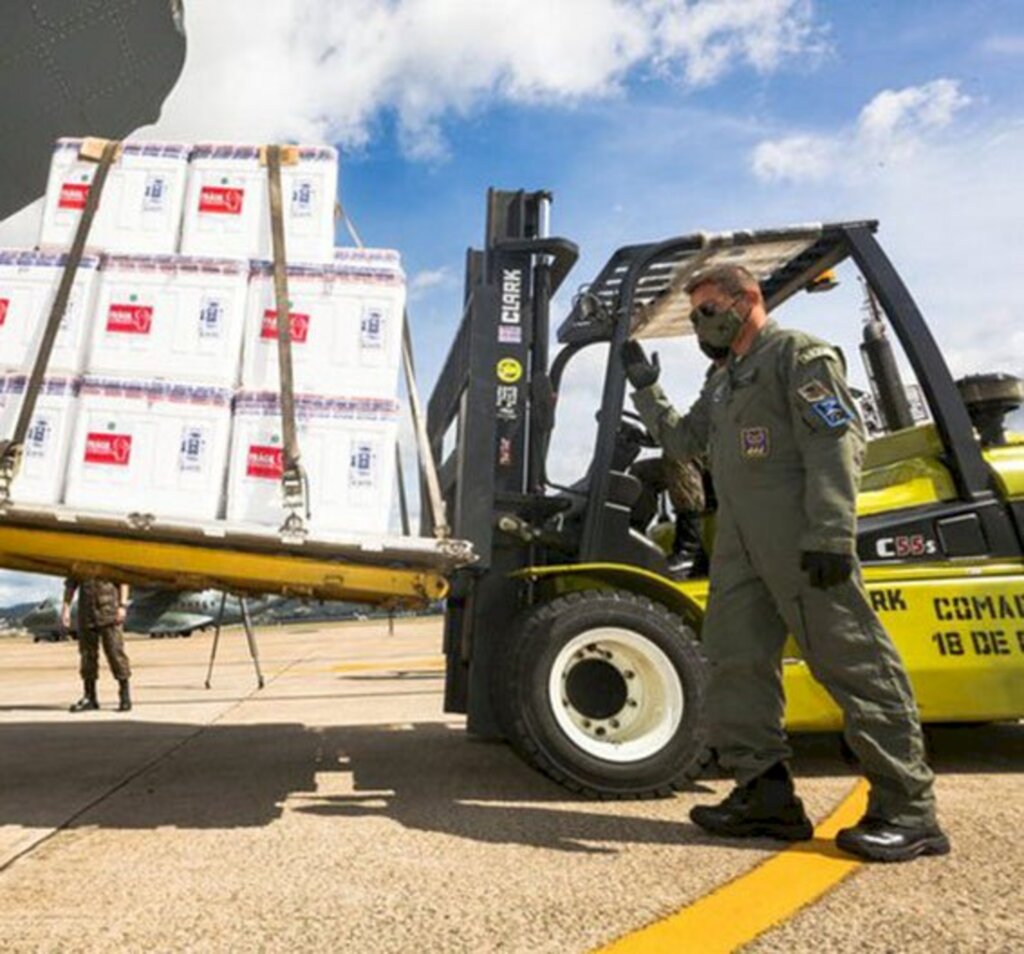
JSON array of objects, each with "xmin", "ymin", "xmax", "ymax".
[
  {"xmin": 797, "ymin": 345, "xmax": 839, "ymax": 366},
  {"xmin": 811, "ymin": 396, "xmax": 852, "ymax": 429},
  {"xmin": 797, "ymin": 380, "xmax": 832, "ymax": 403}
]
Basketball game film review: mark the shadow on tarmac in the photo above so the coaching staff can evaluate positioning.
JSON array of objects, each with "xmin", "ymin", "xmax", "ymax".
[{"xmin": 0, "ymin": 720, "xmax": 1020, "ymax": 855}]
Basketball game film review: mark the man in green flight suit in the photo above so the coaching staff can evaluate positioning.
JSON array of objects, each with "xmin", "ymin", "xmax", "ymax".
[
  {"xmin": 63, "ymin": 577, "xmax": 133, "ymax": 713},
  {"xmin": 621, "ymin": 263, "xmax": 948, "ymax": 863}
]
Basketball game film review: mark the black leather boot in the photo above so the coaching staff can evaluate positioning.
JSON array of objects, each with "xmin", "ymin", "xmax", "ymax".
[
  {"xmin": 117, "ymin": 679, "xmax": 132, "ymax": 713},
  {"xmin": 690, "ymin": 762, "xmax": 814, "ymax": 841},
  {"xmin": 836, "ymin": 817, "xmax": 950, "ymax": 862},
  {"xmin": 69, "ymin": 679, "xmax": 99, "ymax": 713}
]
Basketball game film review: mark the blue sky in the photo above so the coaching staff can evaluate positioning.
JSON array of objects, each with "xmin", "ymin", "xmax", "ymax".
[
  {"xmin": 332, "ymin": 0, "xmax": 1024, "ymax": 377},
  {"xmin": 0, "ymin": 0, "xmax": 1021, "ymax": 604}
]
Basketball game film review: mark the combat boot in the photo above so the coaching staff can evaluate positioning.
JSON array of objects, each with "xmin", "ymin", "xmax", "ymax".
[
  {"xmin": 836, "ymin": 816, "xmax": 950, "ymax": 863},
  {"xmin": 690, "ymin": 762, "xmax": 814, "ymax": 841},
  {"xmin": 117, "ymin": 679, "xmax": 132, "ymax": 713},
  {"xmin": 69, "ymin": 679, "xmax": 99, "ymax": 713}
]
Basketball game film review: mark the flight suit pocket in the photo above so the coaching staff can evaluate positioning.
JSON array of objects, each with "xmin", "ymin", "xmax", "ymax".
[
  {"xmin": 727, "ymin": 377, "xmax": 761, "ymax": 422},
  {"xmin": 793, "ymin": 583, "xmax": 875, "ymax": 669}
]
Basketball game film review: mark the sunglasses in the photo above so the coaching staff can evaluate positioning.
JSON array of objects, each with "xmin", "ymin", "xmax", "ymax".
[{"xmin": 689, "ymin": 295, "xmax": 742, "ymax": 325}]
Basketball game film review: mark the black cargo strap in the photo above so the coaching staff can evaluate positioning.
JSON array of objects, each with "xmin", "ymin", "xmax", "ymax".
[
  {"xmin": 265, "ymin": 144, "xmax": 309, "ymax": 537},
  {"xmin": 0, "ymin": 138, "xmax": 120, "ymax": 505}
]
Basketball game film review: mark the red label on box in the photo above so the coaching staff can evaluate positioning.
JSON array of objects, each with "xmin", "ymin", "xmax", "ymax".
[
  {"xmin": 85, "ymin": 432, "xmax": 132, "ymax": 466},
  {"xmin": 107, "ymin": 303, "xmax": 154, "ymax": 335},
  {"xmin": 260, "ymin": 309, "xmax": 310, "ymax": 343},
  {"xmin": 199, "ymin": 186, "xmax": 245, "ymax": 215},
  {"xmin": 58, "ymin": 182, "xmax": 91, "ymax": 210},
  {"xmin": 0, "ymin": 298, "xmax": 8, "ymax": 326},
  {"xmin": 246, "ymin": 444, "xmax": 283, "ymax": 479}
]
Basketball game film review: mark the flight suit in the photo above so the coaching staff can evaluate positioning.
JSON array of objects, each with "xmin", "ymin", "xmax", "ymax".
[
  {"xmin": 75, "ymin": 578, "xmax": 131, "ymax": 682},
  {"xmin": 631, "ymin": 320, "xmax": 936, "ymax": 827}
]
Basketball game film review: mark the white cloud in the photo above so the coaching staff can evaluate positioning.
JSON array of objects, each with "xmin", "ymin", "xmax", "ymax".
[
  {"xmin": 139, "ymin": 0, "xmax": 823, "ymax": 159},
  {"xmin": 750, "ymin": 133, "xmax": 836, "ymax": 182},
  {"xmin": 409, "ymin": 266, "xmax": 455, "ymax": 300},
  {"xmin": 751, "ymin": 78, "xmax": 971, "ymax": 183},
  {"xmin": 0, "ymin": 573, "xmax": 61, "ymax": 609},
  {"xmin": 744, "ymin": 88, "xmax": 1022, "ymax": 387},
  {"xmin": 856, "ymin": 78, "xmax": 970, "ymax": 141},
  {"xmin": 644, "ymin": 0, "xmax": 827, "ymax": 85},
  {"xmin": 981, "ymin": 34, "xmax": 1024, "ymax": 55}
]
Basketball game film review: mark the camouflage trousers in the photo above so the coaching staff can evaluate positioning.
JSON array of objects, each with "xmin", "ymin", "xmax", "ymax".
[
  {"xmin": 630, "ymin": 455, "xmax": 706, "ymax": 530},
  {"xmin": 78, "ymin": 622, "xmax": 131, "ymax": 682}
]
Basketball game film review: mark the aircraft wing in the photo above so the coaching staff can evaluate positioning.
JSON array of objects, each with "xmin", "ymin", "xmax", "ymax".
[
  {"xmin": 125, "ymin": 589, "xmax": 185, "ymax": 632},
  {"xmin": 0, "ymin": 0, "xmax": 187, "ymax": 219},
  {"xmin": 16, "ymin": 598, "xmax": 68, "ymax": 639},
  {"xmin": 143, "ymin": 612, "xmax": 214, "ymax": 636}
]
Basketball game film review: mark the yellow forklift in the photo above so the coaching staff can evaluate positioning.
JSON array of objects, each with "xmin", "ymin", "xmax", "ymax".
[
  {"xmin": 429, "ymin": 190, "xmax": 1024, "ymax": 797},
  {"xmin": 0, "ymin": 176, "xmax": 1021, "ymax": 800},
  {"xmin": 4, "ymin": 2, "xmax": 1019, "ymax": 800}
]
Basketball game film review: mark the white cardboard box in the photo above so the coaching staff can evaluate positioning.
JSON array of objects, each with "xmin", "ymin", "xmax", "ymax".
[
  {"xmin": 241, "ymin": 249, "xmax": 406, "ymax": 398},
  {"xmin": 64, "ymin": 377, "xmax": 233, "ymax": 520},
  {"xmin": 227, "ymin": 391, "xmax": 399, "ymax": 534},
  {"xmin": 0, "ymin": 375, "xmax": 79, "ymax": 506},
  {"xmin": 38, "ymin": 139, "xmax": 190, "ymax": 255},
  {"xmin": 87, "ymin": 254, "xmax": 250, "ymax": 386},
  {"xmin": 180, "ymin": 143, "xmax": 338, "ymax": 264},
  {"xmin": 0, "ymin": 249, "xmax": 100, "ymax": 375}
]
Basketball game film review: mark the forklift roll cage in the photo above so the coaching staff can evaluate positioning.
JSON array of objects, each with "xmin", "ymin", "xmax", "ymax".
[{"xmin": 428, "ymin": 191, "xmax": 1000, "ymax": 736}]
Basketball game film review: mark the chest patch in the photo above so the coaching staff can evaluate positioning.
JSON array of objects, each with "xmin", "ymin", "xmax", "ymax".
[
  {"xmin": 812, "ymin": 396, "xmax": 852, "ymax": 428},
  {"xmin": 740, "ymin": 426, "xmax": 770, "ymax": 458}
]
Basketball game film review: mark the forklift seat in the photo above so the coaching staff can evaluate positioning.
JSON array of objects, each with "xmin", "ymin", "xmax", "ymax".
[{"xmin": 607, "ymin": 471, "xmax": 643, "ymax": 509}]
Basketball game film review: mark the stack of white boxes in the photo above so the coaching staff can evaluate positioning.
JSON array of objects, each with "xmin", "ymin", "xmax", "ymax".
[
  {"xmin": 63, "ymin": 253, "xmax": 247, "ymax": 519},
  {"xmin": 39, "ymin": 139, "xmax": 191, "ymax": 255},
  {"xmin": 0, "ymin": 136, "xmax": 405, "ymax": 535},
  {"xmin": 180, "ymin": 143, "xmax": 338, "ymax": 264},
  {"xmin": 227, "ymin": 248, "xmax": 404, "ymax": 534},
  {"xmin": 0, "ymin": 249, "xmax": 99, "ymax": 504}
]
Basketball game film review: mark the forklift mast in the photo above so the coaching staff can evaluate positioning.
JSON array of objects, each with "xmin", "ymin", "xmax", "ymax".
[{"xmin": 427, "ymin": 189, "xmax": 577, "ymax": 735}]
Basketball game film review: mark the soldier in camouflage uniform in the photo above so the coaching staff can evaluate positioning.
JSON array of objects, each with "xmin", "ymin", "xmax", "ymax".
[
  {"xmin": 64, "ymin": 577, "xmax": 132, "ymax": 713},
  {"xmin": 621, "ymin": 263, "xmax": 948, "ymax": 863},
  {"xmin": 629, "ymin": 455, "xmax": 707, "ymax": 571}
]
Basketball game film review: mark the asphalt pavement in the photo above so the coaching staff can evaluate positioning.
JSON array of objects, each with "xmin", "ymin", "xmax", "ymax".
[{"xmin": 0, "ymin": 618, "xmax": 1020, "ymax": 952}]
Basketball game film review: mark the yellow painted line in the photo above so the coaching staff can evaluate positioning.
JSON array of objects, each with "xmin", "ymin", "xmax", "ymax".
[
  {"xmin": 331, "ymin": 656, "xmax": 444, "ymax": 674},
  {"xmin": 596, "ymin": 780, "xmax": 869, "ymax": 954}
]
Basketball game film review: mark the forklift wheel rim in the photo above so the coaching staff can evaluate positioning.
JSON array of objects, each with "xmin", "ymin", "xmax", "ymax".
[{"xmin": 548, "ymin": 626, "xmax": 684, "ymax": 763}]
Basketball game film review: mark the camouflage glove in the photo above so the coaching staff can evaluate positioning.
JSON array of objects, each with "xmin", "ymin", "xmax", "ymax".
[
  {"xmin": 621, "ymin": 340, "xmax": 660, "ymax": 389},
  {"xmin": 800, "ymin": 550, "xmax": 854, "ymax": 589}
]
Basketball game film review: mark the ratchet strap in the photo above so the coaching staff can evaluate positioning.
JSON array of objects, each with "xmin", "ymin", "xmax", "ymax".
[
  {"xmin": 264, "ymin": 144, "xmax": 309, "ymax": 537},
  {"xmin": 0, "ymin": 138, "xmax": 120, "ymax": 505}
]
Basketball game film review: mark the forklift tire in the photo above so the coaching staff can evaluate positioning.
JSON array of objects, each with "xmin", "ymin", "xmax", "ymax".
[{"xmin": 496, "ymin": 589, "xmax": 708, "ymax": 799}]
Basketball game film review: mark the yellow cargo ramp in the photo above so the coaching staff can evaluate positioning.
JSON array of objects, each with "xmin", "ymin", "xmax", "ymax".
[{"xmin": 0, "ymin": 504, "xmax": 473, "ymax": 607}]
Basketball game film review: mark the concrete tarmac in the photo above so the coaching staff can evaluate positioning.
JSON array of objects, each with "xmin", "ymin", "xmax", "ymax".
[{"xmin": 0, "ymin": 617, "xmax": 1020, "ymax": 953}]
